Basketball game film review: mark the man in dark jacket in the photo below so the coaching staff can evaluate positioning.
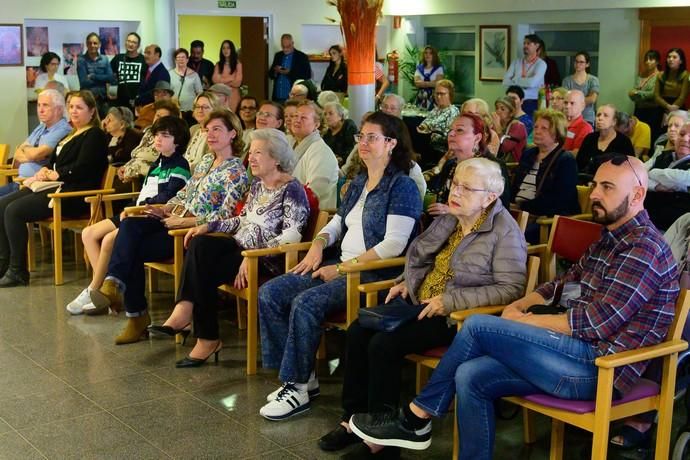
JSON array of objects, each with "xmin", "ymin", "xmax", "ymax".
[
  {"xmin": 135, "ymin": 44, "xmax": 170, "ymax": 108},
  {"xmin": 269, "ymin": 34, "xmax": 312, "ymax": 103}
]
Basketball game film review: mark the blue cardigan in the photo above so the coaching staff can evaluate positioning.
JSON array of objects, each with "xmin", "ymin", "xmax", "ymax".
[{"xmin": 338, "ymin": 165, "xmax": 422, "ymax": 251}]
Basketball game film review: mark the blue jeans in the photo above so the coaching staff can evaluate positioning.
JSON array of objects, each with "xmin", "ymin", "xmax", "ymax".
[
  {"xmin": 413, "ymin": 315, "xmax": 598, "ymax": 460},
  {"xmin": 258, "ymin": 262, "xmax": 383, "ymax": 383},
  {"xmin": 0, "ymin": 182, "xmax": 19, "ymax": 197}
]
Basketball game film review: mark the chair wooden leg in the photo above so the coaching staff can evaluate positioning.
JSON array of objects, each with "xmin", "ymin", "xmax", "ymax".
[
  {"xmin": 654, "ymin": 354, "xmax": 679, "ymax": 460},
  {"xmin": 26, "ymin": 224, "xmax": 35, "ymax": 272},
  {"xmin": 549, "ymin": 419, "xmax": 564, "ymax": 460},
  {"xmin": 246, "ymin": 290, "xmax": 258, "ymax": 376},
  {"xmin": 452, "ymin": 398, "xmax": 459, "ymax": 459},
  {"xmin": 522, "ymin": 408, "xmax": 536, "ymax": 444},
  {"xmin": 317, "ymin": 334, "xmax": 327, "ymax": 360},
  {"xmin": 416, "ymin": 364, "xmax": 432, "ymax": 394},
  {"xmin": 74, "ymin": 232, "xmax": 84, "ymax": 268},
  {"xmin": 147, "ymin": 267, "xmax": 158, "ymax": 293},
  {"xmin": 236, "ymin": 297, "xmax": 247, "ymax": 330},
  {"xmin": 53, "ymin": 201, "xmax": 63, "ymax": 285}
]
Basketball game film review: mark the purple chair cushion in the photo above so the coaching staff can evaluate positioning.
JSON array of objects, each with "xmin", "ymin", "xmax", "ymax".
[{"xmin": 521, "ymin": 378, "xmax": 660, "ymax": 414}]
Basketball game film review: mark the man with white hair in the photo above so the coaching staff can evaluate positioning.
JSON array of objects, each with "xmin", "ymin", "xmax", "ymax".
[
  {"xmin": 563, "ymin": 89, "xmax": 593, "ymax": 156},
  {"xmin": 380, "ymin": 94, "xmax": 405, "ymax": 119},
  {"xmin": 0, "ymin": 89, "xmax": 71, "ymax": 196},
  {"xmin": 289, "ymin": 83, "xmax": 309, "ymax": 101}
]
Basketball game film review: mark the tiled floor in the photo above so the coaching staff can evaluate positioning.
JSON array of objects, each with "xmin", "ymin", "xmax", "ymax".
[{"xmin": 0, "ymin": 252, "xmax": 688, "ymax": 459}]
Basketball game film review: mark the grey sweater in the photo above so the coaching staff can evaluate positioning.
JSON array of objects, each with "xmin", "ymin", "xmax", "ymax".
[{"xmin": 400, "ymin": 200, "xmax": 527, "ymax": 317}]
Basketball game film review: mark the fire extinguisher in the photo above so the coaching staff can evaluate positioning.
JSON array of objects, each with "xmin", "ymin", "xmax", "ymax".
[{"xmin": 387, "ymin": 50, "xmax": 399, "ymax": 85}]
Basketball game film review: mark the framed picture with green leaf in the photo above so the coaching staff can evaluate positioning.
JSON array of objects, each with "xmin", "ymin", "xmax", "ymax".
[{"xmin": 479, "ymin": 25, "xmax": 510, "ymax": 81}]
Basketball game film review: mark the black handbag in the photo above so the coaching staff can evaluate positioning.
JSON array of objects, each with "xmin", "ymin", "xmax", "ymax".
[
  {"xmin": 526, "ymin": 281, "xmax": 566, "ymax": 315},
  {"xmin": 358, "ymin": 304, "xmax": 425, "ymax": 332}
]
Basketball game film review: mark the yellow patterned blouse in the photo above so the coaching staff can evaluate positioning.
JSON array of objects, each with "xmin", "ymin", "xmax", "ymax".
[{"xmin": 416, "ymin": 207, "xmax": 491, "ymax": 300}]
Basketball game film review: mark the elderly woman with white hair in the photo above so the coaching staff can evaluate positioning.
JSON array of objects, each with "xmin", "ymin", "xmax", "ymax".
[
  {"xmin": 103, "ymin": 106, "xmax": 142, "ymax": 165},
  {"xmin": 322, "ymin": 101, "xmax": 358, "ymax": 165},
  {"xmin": 318, "ymin": 157, "xmax": 526, "ymax": 455},
  {"xmin": 149, "ymin": 127, "xmax": 311, "ymax": 367}
]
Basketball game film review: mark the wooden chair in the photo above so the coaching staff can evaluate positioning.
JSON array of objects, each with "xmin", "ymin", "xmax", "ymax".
[
  {"xmin": 529, "ymin": 215, "xmax": 603, "ymax": 285},
  {"xmin": 0, "ymin": 142, "xmax": 18, "ymax": 187},
  {"xmin": 503, "ymin": 289, "xmax": 690, "ymax": 460},
  {"xmin": 30, "ymin": 165, "xmax": 117, "ymax": 285},
  {"xmin": 536, "ymin": 184, "xmax": 594, "ymax": 243},
  {"xmin": 218, "ymin": 210, "xmax": 329, "ymax": 375}
]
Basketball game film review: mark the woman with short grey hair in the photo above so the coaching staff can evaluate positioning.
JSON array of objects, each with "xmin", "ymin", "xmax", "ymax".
[
  {"xmin": 103, "ymin": 106, "xmax": 142, "ymax": 164},
  {"xmin": 148, "ymin": 127, "xmax": 311, "ymax": 367},
  {"xmin": 250, "ymin": 128, "xmax": 297, "ymax": 173},
  {"xmin": 322, "ymin": 101, "xmax": 358, "ymax": 165}
]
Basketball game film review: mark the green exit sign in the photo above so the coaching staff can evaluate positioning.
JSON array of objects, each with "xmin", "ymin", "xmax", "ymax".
[{"xmin": 218, "ymin": 0, "xmax": 236, "ymax": 7}]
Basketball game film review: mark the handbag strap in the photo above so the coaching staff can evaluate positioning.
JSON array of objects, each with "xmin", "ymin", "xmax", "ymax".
[
  {"xmin": 535, "ymin": 147, "xmax": 564, "ymax": 197},
  {"xmin": 176, "ymin": 69, "xmax": 187, "ymax": 100}
]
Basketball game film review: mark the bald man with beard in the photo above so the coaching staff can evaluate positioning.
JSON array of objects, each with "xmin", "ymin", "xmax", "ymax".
[
  {"xmin": 563, "ymin": 89, "xmax": 592, "ymax": 155},
  {"xmin": 347, "ymin": 155, "xmax": 680, "ymax": 460}
]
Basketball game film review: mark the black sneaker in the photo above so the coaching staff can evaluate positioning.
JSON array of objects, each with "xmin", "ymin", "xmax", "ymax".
[
  {"xmin": 318, "ymin": 424, "xmax": 360, "ymax": 451},
  {"xmin": 349, "ymin": 409, "xmax": 431, "ymax": 450},
  {"xmin": 340, "ymin": 442, "xmax": 401, "ymax": 459}
]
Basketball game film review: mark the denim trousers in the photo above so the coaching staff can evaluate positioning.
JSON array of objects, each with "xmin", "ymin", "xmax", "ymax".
[
  {"xmin": 258, "ymin": 261, "xmax": 382, "ymax": 383},
  {"xmin": 0, "ymin": 182, "xmax": 19, "ymax": 198},
  {"xmin": 107, "ymin": 217, "xmax": 174, "ymax": 316},
  {"xmin": 413, "ymin": 314, "xmax": 598, "ymax": 460}
]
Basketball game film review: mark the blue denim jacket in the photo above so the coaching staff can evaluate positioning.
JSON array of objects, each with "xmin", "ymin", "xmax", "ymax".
[
  {"xmin": 338, "ymin": 165, "xmax": 421, "ymax": 250},
  {"xmin": 77, "ymin": 53, "xmax": 116, "ymax": 99}
]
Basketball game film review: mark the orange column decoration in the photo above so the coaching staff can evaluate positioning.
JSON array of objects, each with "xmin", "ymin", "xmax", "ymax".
[{"xmin": 334, "ymin": 0, "xmax": 384, "ymax": 123}]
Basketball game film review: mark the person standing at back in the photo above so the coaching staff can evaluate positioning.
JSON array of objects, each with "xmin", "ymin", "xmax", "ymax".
[
  {"xmin": 109, "ymin": 32, "xmax": 146, "ymax": 110},
  {"xmin": 269, "ymin": 34, "xmax": 312, "ymax": 103},
  {"xmin": 503, "ymin": 34, "xmax": 547, "ymax": 119},
  {"xmin": 188, "ymin": 40, "xmax": 215, "ymax": 89},
  {"xmin": 135, "ymin": 44, "xmax": 170, "ymax": 108}
]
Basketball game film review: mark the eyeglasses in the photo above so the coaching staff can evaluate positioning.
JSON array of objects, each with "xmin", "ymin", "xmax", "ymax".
[
  {"xmin": 602, "ymin": 153, "xmax": 642, "ymax": 187},
  {"xmin": 379, "ymin": 104, "xmax": 399, "ymax": 112},
  {"xmin": 451, "ymin": 183, "xmax": 488, "ymax": 194},
  {"xmin": 354, "ymin": 133, "xmax": 392, "ymax": 144},
  {"xmin": 257, "ymin": 111, "xmax": 277, "ymax": 118},
  {"xmin": 193, "ymin": 104, "xmax": 212, "ymax": 111}
]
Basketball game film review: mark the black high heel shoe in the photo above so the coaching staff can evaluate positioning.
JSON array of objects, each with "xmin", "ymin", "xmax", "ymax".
[
  {"xmin": 148, "ymin": 323, "xmax": 192, "ymax": 345},
  {"xmin": 176, "ymin": 341, "xmax": 222, "ymax": 368}
]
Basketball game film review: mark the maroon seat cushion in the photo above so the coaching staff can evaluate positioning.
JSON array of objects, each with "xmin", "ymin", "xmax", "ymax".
[
  {"xmin": 521, "ymin": 378, "xmax": 659, "ymax": 414},
  {"xmin": 422, "ymin": 346, "xmax": 448, "ymax": 358}
]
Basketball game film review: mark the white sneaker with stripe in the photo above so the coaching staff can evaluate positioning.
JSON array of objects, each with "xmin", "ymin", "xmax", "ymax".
[{"xmin": 259, "ymin": 383, "xmax": 310, "ymax": 421}]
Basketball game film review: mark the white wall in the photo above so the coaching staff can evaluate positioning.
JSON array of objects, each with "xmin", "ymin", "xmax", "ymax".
[
  {"xmin": 0, "ymin": 0, "xmax": 157, "ymax": 150},
  {"xmin": 408, "ymin": 9, "xmax": 639, "ymax": 113}
]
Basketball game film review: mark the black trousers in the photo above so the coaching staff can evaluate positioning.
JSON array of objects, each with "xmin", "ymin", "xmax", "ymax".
[
  {"xmin": 341, "ymin": 299, "xmax": 457, "ymax": 421},
  {"xmin": 177, "ymin": 234, "xmax": 244, "ymax": 340},
  {"xmin": 0, "ymin": 188, "xmax": 86, "ymax": 274}
]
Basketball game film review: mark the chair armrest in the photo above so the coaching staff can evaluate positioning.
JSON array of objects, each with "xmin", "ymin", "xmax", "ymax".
[
  {"xmin": 449, "ymin": 305, "xmax": 507, "ymax": 323},
  {"xmin": 340, "ymin": 257, "xmax": 406, "ymax": 273},
  {"xmin": 242, "ymin": 246, "xmax": 285, "ymax": 258},
  {"xmin": 278, "ymin": 241, "xmax": 314, "ymax": 252},
  {"xmin": 0, "ymin": 168, "xmax": 19, "ymax": 176},
  {"xmin": 358, "ymin": 279, "xmax": 397, "ymax": 294},
  {"xmin": 48, "ymin": 188, "xmax": 116, "ymax": 199},
  {"xmin": 527, "ymin": 244, "xmax": 547, "ymax": 255},
  {"xmin": 85, "ymin": 192, "xmax": 139, "ymax": 204},
  {"xmin": 595, "ymin": 340, "xmax": 688, "ymax": 369},
  {"xmin": 167, "ymin": 228, "xmax": 192, "ymax": 237},
  {"xmin": 124, "ymin": 204, "xmax": 164, "ymax": 215}
]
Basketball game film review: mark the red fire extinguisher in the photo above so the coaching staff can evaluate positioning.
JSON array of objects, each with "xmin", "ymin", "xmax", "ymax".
[{"xmin": 387, "ymin": 50, "xmax": 399, "ymax": 85}]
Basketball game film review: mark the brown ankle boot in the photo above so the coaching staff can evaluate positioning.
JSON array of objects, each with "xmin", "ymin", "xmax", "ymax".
[
  {"xmin": 91, "ymin": 279, "xmax": 124, "ymax": 314},
  {"xmin": 115, "ymin": 312, "xmax": 151, "ymax": 345}
]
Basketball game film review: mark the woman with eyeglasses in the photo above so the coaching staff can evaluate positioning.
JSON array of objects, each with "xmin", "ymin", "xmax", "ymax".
[
  {"xmin": 89, "ymin": 109, "xmax": 248, "ymax": 344},
  {"xmin": 416, "ymin": 79, "xmax": 460, "ymax": 168},
  {"xmin": 257, "ymin": 111, "xmax": 422, "ymax": 421},
  {"xmin": 317, "ymin": 157, "xmax": 526, "ymax": 456},
  {"xmin": 512, "ymin": 108, "xmax": 580, "ymax": 243},
  {"xmin": 238, "ymin": 95, "xmax": 258, "ymax": 145},
  {"xmin": 184, "ymin": 91, "xmax": 222, "ymax": 171},
  {"xmin": 562, "ymin": 51, "xmax": 600, "ymax": 125}
]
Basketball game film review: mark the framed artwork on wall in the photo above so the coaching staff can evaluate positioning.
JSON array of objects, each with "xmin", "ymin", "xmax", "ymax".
[
  {"xmin": 479, "ymin": 25, "xmax": 510, "ymax": 81},
  {"xmin": 0, "ymin": 24, "xmax": 24, "ymax": 66}
]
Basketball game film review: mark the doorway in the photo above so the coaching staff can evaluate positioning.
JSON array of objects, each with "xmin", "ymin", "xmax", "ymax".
[{"xmin": 178, "ymin": 15, "xmax": 269, "ymax": 101}]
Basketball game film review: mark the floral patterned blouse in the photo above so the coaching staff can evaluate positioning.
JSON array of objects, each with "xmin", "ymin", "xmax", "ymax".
[
  {"xmin": 419, "ymin": 104, "xmax": 460, "ymax": 152},
  {"xmin": 208, "ymin": 177, "xmax": 310, "ymax": 274},
  {"xmin": 167, "ymin": 152, "xmax": 248, "ymax": 225},
  {"xmin": 122, "ymin": 127, "xmax": 158, "ymax": 180}
]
